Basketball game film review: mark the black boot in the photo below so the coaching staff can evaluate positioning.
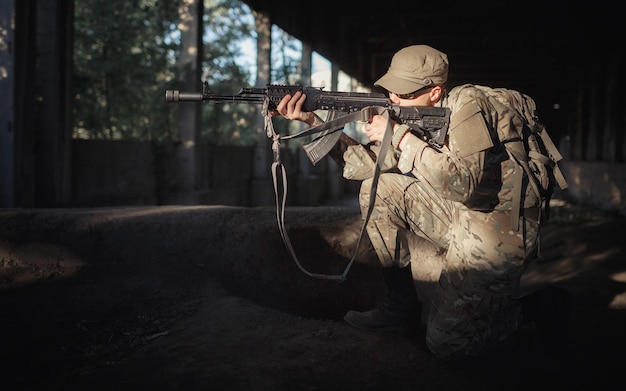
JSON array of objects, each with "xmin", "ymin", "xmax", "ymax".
[{"xmin": 344, "ymin": 265, "xmax": 420, "ymax": 334}]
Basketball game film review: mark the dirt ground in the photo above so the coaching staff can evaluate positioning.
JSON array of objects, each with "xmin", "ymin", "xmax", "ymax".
[{"xmin": 1, "ymin": 200, "xmax": 626, "ymax": 390}]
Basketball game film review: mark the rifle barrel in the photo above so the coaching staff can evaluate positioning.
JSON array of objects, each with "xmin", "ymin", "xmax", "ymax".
[
  {"xmin": 165, "ymin": 90, "xmax": 203, "ymax": 102},
  {"xmin": 165, "ymin": 89, "xmax": 265, "ymax": 104}
]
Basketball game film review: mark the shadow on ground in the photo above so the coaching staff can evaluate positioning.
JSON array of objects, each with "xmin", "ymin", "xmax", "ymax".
[{"xmin": 1, "ymin": 202, "xmax": 625, "ymax": 390}]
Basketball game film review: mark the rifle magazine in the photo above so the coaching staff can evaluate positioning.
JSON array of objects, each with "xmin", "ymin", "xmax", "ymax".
[{"xmin": 302, "ymin": 129, "xmax": 343, "ymax": 165}]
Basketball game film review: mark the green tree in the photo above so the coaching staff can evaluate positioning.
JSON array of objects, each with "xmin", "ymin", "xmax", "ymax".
[
  {"xmin": 271, "ymin": 27, "xmax": 301, "ymax": 85},
  {"xmin": 73, "ymin": 0, "xmax": 257, "ymax": 144},
  {"xmin": 73, "ymin": 0, "xmax": 180, "ymax": 140},
  {"xmin": 197, "ymin": 0, "xmax": 256, "ymax": 145}
]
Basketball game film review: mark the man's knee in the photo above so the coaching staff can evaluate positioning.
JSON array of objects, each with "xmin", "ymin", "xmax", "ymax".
[{"xmin": 359, "ymin": 174, "xmax": 402, "ymax": 206}]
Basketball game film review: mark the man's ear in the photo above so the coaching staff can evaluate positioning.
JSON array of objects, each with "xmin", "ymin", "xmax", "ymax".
[{"xmin": 430, "ymin": 86, "xmax": 443, "ymax": 102}]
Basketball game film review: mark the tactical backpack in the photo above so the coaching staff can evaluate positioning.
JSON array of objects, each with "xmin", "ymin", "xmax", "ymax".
[{"xmin": 470, "ymin": 85, "xmax": 569, "ymax": 229}]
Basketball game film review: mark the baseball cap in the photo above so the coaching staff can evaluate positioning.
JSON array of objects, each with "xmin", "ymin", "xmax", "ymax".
[{"xmin": 374, "ymin": 45, "xmax": 449, "ymax": 95}]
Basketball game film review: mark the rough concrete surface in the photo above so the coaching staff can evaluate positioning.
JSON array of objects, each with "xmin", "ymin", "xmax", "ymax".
[{"xmin": 1, "ymin": 201, "xmax": 625, "ymax": 390}]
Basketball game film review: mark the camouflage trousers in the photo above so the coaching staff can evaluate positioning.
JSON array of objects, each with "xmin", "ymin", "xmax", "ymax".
[{"xmin": 359, "ymin": 173, "xmax": 540, "ymax": 359}]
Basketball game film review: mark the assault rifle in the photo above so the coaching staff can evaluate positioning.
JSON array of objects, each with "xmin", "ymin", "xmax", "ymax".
[
  {"xmin": 165, "ymin": 82, "xmax": 451, "ymax": 164},
  {"xmin": 165, "ymin": 82, "xmax": 452, "ymax": 281}
]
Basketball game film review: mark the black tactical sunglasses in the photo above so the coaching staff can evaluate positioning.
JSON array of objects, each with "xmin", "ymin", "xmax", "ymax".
[{"xmin": 394, "ymin": 85, "xmax": 434, "ymax": 100}]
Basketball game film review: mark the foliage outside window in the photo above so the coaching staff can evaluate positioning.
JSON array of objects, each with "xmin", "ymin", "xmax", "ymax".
[{"xmin": 73, "ymin": 0, "xmax": 288, "ymax": 145}]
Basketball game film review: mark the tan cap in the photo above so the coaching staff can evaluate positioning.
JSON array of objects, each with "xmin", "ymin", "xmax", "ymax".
[{"xmin": 374, "ymin": 45, "xmax": 449, "ymax": 95}]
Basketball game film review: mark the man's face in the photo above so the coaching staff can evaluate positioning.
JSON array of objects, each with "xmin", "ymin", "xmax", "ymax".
[{"xmin": 388, "ymin": 87, "xmax": 435, "ymax": 107}]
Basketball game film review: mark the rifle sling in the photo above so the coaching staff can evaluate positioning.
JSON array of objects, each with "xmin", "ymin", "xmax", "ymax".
[
  {"xmin": 264, "ymin": 103, "xmax": 393, "ymax": 281},
  {"xmin": 280, "ymin": 107, "xmax": 378, "ymax": 141},
  {"xmin": 291, "ymin": 106, "xmax": 391, "ymax": 166}
]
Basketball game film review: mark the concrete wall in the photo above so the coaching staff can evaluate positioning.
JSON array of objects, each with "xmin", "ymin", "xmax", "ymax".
[
  {"xmin": 72, "ymin": 140, "xmax": 163, "ymax": 206},
  {"xmin": 561, "ymin": 161, "xmax": 626, "ymax": 216},
  {"xmin": 70, "ymin": 140, "xmax": 355, "ymax": 208},
  {"xmin": 70, "ymin": 140, "xmax": 626, "ymax": 216}
]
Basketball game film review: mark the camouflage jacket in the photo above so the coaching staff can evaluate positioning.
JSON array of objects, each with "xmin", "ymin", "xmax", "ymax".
[{"xmin": 342, "ymin": 84, "xmax": 541, "ymax": 212}]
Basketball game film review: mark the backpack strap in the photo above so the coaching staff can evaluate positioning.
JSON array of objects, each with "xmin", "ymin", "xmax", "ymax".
[
  {"xmin": 484, "ymin": 87, "xmax": 569, "ymax": 228},
  {"xmin": 535, "ymin": 124, "xmax": 569, "ymax": 191},
  {"xmin": 502, "ymin": 139, "xmax": 544, "ymax": 231}
]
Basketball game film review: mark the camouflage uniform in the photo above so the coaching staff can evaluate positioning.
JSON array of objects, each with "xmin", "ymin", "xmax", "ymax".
[{"xmin": 343, "ymin": 84, "xmax": 541, "ymax": 359}]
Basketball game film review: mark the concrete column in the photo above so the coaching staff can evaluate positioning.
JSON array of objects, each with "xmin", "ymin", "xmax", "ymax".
[
  {"xmin": 30, "ymin": 0, "xmax": 72, "ymax": 207},
  {"xmin": 0, "ymin": 0, "xmax": 73, "ymax": 207},
  {"xmin": 0, "ymin": 0, "xmax": 15, "ymax": 207},
  {"xmin": 250, "ymin": 9, "xmax": 273, "ymax": 206},
  {"xmin": 296, "ymin": 42, "xmax": 328, "ymax": 205},
  {"xmin": 175, "ymin": 0, "xmax": 205, "ymax": 204}
]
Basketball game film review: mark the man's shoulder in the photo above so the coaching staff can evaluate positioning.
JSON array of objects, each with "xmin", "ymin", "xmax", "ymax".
[
  {"xmin": 448, "ymin": 84, "xmax": 492, "ymax": 101},
  {"xmin": 446, "ymin": 84, "xmax": 493, "ymax": 112}
]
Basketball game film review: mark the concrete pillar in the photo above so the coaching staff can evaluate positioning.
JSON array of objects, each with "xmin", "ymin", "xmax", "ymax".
[
  {"xmin": 174, "ymin": 0, "xmax": 205, "ymax": 204},
  {"xmin": 0, "ymin": 0, "xmax": 15, "ymax": 207},
  {"xmin": 33, "ymin": 0, "xmax": 73, "ymax": 207},
  {"xmin": 250, "ymin": 9, "xmax": 273, "ymax": 206},
  {"xmin": 1, "ymin": 0, "xmax": 73, "ymax": 207}
]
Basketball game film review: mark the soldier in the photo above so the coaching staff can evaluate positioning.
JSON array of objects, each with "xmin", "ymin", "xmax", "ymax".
[{"xmin": 272, "ymin": 44, "xmax": 543, "ymax": 359}]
